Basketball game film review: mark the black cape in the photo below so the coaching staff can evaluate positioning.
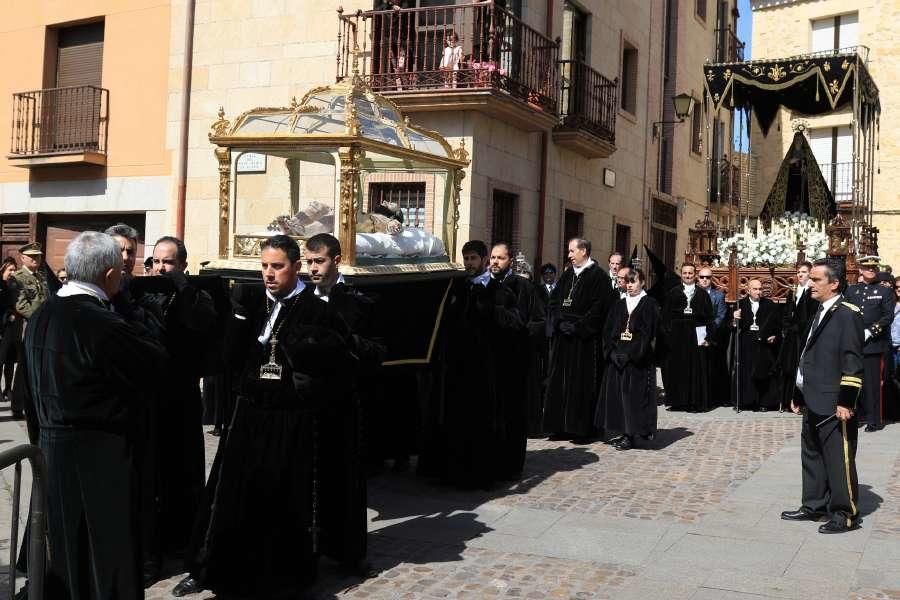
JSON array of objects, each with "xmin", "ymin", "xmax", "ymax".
[
  {"xmin": 26, "ymin": 294, "xmax": 167, "ymax": 599},
  {"xmin": 730, "ymin": 297, "xmax": 782, "ymax": 410},
  {"xmin": 660, "ymin": 285, "xmax": 713, "ymax": 411},
  {"xmin": 597, "ymin": 295, "xmax": 660, "ymax": 437},
  {"xmin": 185, "ymin": 283, "xmax": 352, "ymax": 598},
  {"xmin": 543, "ymin": 262, "xmax": 616, "ymax": 436},
  {"xmin": 777, "ymin": 287, "xmax": 817, "ymax": 408},
  {"xmin": 526, "ymin": 281, "xmax": 552, "ymax": 437}
]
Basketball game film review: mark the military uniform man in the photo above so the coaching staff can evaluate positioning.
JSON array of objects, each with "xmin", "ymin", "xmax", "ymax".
[
  {"xmin": 845, "ymin": 256, "xmax": 895, "ymax": 432},
  {"xmin": 9, "ymin": 242, "xmax": 50, "ymax": 421}
]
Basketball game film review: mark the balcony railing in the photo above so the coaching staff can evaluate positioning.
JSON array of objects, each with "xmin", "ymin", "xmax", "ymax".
[
  {"xmin": 819, "ymin": 160, "xmax": 854, "ymax": 205},
  {"xmin": 9, "ymin": 85, "xmax": 108, "ymax": 157},
  {"xmin": 715, "ymin": 28, "xmax": 745, "ymax": 62},
  {"xmin": 710, "ymin": 159, "xmax": 742, "ymax": 207},
  {"xmin": 337, "ymin": 2, "xmax": 559, "ymax": 114},
  {"xmin": 557, "ymin": 60, "xmax": 617, "ymax": 145}
]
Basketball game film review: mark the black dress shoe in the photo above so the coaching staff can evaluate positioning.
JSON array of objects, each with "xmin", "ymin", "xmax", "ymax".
[
  {"xmin": 780, "ymin": 508, "xmax": 826, "ymax": 521},
  {"xmin": 605, "ymin": 435, "xmax": 624, "ymax": 445},
  {"xmin": 547, "ymin": 433, "xmax": 568, "ymax": 441},
  {"xmin": 865, "ymin": 424, "xmax": 883, "ymax": 432},
  {"xmin": 172, "ymin": 575, "xmax": 204, "ymax": 597},
  {"xmin": 208, "ymin": 427, "xmax": 222, "ymax": 437},
  {"xmin": 818, "ymin": 519, "xmax": 860, "ymax": 534},
  {"xmin": 10, "ymin": 411, "xmax": 23, "ymax": 420},
  {"xmin": 614, "ymin": 436, "xmax": 633, "ymax": 451}
]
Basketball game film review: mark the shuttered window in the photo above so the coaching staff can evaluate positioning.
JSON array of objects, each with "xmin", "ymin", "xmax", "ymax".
[{"xmin": 56, "ymin": 22, "xmax": 104, "ymax": 88}]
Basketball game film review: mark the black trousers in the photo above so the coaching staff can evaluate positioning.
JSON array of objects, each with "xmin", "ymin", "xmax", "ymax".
[
  {"xmin": 800, "ymin": 408, "xmax": 859, "ymax": 526},
  {"xmin": 859, "ymin": 353, "xmax": 885, "ymax": 428},
  {"xmin": 40, "ymin": 429, "xmax": 142, "ymax": 600}
]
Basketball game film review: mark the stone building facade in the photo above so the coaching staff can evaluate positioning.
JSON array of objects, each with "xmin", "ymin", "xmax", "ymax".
[{"xmin": 751, "ymin": 0, "xmax": 899, "ymax": 264}]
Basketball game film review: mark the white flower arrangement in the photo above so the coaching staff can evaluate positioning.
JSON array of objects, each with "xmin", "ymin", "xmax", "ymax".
[{"xmin": 716, "ymin": 212, "xmax": 827, "ymax": 267}]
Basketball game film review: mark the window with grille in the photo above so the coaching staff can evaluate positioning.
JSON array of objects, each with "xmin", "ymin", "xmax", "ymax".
[
  {"xmin": 651, "ymin": 198, "xmax": 677, "ymax": 270},
  {"xmin": 492, "ymin": 189, "xmax": 518, "ymax": 246},
  {"xmin": 615, "ymin": 223, "xmax": 631, "ymax": 258},
  {"xmin": 696, "ymin": 0, "xmax": 707, "ymax": 21},
  {"xmin": 368, "ymin": 182, "xmax": 427, "ymax": 229},
  {"xmin": 690, "ymin": 97, "xmax": 702, "ymax": 155}
]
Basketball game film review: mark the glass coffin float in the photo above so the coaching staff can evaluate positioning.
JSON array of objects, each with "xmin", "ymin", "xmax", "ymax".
[{"xmin": 207, "ymin": 78, "xmax": 470, "ymax": 274}]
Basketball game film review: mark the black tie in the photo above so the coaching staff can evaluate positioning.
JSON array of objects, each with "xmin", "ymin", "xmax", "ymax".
[{"xmin": 803, "ymin": 303, "xmax": 825, "ymax": 354}]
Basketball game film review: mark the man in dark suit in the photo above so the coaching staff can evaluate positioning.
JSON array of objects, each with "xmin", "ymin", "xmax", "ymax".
[
  {"xmin": 782, "ymin": 259, "xmax": 864, "ymax": 534},
  {"xmin": 537, "ymin": 263, "xmax": 557, "ymax": 310},
  {"xmin": 845, "ymin": 255, "xmax": 895, "ymax": 432}
]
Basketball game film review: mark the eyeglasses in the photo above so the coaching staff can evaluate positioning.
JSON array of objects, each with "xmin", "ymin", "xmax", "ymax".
[{"xmin": 698, "ymin": 275, "xmax": 712, "ymax": 279}]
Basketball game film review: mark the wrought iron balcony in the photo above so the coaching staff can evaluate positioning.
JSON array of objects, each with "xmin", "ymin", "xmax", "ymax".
[
  {"xmin": 710, "ymin": 159, "xmax": 742, "ymax": 207},
  {"xmin": 715, "ymin": 29, "xmax": 745, "ymax": 62},
  {"xmin": 8, "ymin": 85, "xmax": 108, "ymax": 167},
  {"xmin": 554, "ymin": 59, "xmax": 617, "ymax": 158},
  {"xmin": 337, "ymin": 2, "xmax": 560, "ymax": 131}
]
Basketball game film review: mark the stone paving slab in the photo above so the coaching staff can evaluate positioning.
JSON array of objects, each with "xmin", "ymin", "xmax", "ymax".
[{"xmin": 0, "ymin": 402, "xmax": 897, "ymax": 598}]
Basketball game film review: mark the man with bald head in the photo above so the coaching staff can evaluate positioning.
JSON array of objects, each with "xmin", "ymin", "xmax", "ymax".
[{"xmin": 731, "ymin": 278, "xmax": 782, "ymax": 410}]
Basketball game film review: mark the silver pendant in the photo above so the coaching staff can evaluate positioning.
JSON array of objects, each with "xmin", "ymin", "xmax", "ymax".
[
  {"xmin": 620, "ymin": 330, "xmax": 633, "ymax": 341},
  {"xmin": 683, "ymin": 307, "xmax": 693, "ymax": 315},
  {"xmin": 259, "ymin": 360, "xmax": 283, "ymax": 380},
  {"xmin": 749, "ymin": 323, "xmax": 760, "ymax": 331},
  {"xmin": 562, "ymin": 298, "xmax": 573, "ymax": 307}
]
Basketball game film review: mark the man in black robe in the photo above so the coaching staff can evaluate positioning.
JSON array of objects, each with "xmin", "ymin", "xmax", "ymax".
[
  {"xmin": 731, "ymin": 278, "xmax": 782, "ymax": 411},
  {"xmin": 543, "ymin": 238, "xmax": 616, "ymax": 441},
  {"xmin": 134, "ymin": 236, "xmax": 218, "ymax": 584},
  {"xmin": 525, "ymin": 263, "xmax": 556, "ymax": 436},
  {"xmin": 778, "ymin": 261, "xmax": 816, "ymax": 410},
  {"xmin": 305, "ymin": 233, "xmax": 384, "ymax": 575},
  {"xmin": 484, "ymin": 242, "xmax": 532, "ymax": 478},
  {"xmin": 26, "ymin": 231, "xmax": 167, "ymax": 599},
  {"xmin": 597, "ymin": 268, "xmax": 660, "ymax": 450},
  {"xmin": 173, "ymin": 235, "xmax": 353, "ymax": 598},
  {"xmin": 430, "ymin": 240, "xmax": 493, "ymax": 487},
  {"xmin": 660, "ymin": 263, "xmax": 714, "ymax": 411}
]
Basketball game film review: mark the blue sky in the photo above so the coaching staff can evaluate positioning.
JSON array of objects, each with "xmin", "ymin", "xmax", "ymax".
[{"xmin": 738, "ymin": 0, "xmax": 752, "ymax": 58}]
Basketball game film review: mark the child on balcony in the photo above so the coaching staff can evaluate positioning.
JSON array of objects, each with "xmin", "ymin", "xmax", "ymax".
[{"xmin": 440, "ymin": 33, "xmax": 463, "ymax": 88}]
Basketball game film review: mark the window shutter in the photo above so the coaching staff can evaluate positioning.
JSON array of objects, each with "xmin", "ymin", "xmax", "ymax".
[
  {"xmin": 56, "ymin": 22, "xmax": 104, "ymax": 88},
  {"xmin": 838, "ymin": 13, "xmax": 859, "ymax": 49},
  {"xmin": 810, "ymin": 18, "xmax": 834, "ymax": 53}
]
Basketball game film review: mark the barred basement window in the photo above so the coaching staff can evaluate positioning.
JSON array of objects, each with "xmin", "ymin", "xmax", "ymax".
[{"xmin": 368, "ymin": 182, "xmax": 427, "ymax": 229}]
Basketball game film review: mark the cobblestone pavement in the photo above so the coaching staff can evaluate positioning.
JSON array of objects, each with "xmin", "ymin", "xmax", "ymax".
[{"xmin": 0, "ymin": 405, "xmax": 897, "ymax": 599}]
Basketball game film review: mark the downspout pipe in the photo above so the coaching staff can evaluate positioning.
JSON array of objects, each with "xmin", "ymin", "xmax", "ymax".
[
  {"xmin": 534, "ymin": 0, "xmax": 553, "ymax": 271},
  {"xmin": 175, "ymin": 0, "xmax": 197, "ymax": 240}
]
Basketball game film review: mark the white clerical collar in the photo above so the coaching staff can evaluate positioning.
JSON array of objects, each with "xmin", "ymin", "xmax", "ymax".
[
  {"xmin": 625, "ymin": 290, "xmax": 646, "ymax": 312},
  {"xmin": 573, "ymin": 258, "xmax": 595, "ymax": 276},
  {"xmin": 260, "ymin": 279, "xmax": 306, "ymax": 344},
  {"xmin": 314, "ymin": 273, "xmax": 345, "ymax": 302},
  {"xmin": 57, "ymin": 280, "xmax": 110, "ymax": 303}
]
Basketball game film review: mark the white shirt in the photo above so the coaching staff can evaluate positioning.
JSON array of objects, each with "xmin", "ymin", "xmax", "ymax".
[
  {"xmin": 749, "ymin": 298, "xmax": 760, "ymax": 317},
  {"xmin": 796, "ymin": 294, "xmax": 841, "ymax": 390},
  {"xmin": 795, "ymin": 284, "xmax": 806, "ymax": 303},
  {"xmin": 259, "ymin": 279, "xmax": 306, "ymax": 345},
  {"xmin": 573, "ymin": 258, "xmax": 595, "ymax": 276},
  {"xmin": 57, "ymin": 280, "xmax": 110, "ymax": 303},
  {"xmin": 544, "ymin": 283, "xmax": 555, "ymax": 295},
  {"xmin": 314, "ymin": 273, "xmax": 345, "ymax": 302},
  {"xmin": 625, "ymin": 290, "xmax": 646, "ymax": 314}
]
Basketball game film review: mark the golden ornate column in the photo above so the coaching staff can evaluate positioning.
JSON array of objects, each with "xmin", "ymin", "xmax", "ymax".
[
  {"xmin": 215, "ymin": 146, "xmax": 231, "ymax": 259},
  {"xmin": 338, "ymin": 146, "xmax": 363, "ymax": 264}
]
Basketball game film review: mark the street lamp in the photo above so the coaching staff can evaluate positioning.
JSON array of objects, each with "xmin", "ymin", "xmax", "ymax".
[{"xmin": 652, "ymin": 92, "xmax": 696, "ymax": 138}]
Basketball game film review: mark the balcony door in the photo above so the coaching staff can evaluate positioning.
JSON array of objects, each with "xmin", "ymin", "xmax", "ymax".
[
  {"xmin": 561, "ymin": 3, "xmax": 588, "ymax": 119},
  {"xmin": 809, "ymin": 126, "xmax": 852, "ymax": 204},
  {"xmin": 43, "ymin": 21, "xmax": 104, "ymax": 153}
]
